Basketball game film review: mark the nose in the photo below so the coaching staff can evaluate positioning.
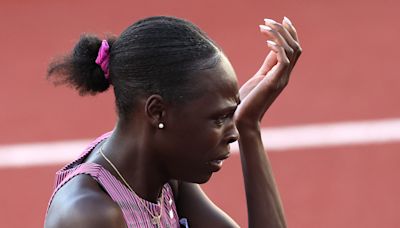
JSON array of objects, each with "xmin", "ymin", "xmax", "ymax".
[{"xmin": 225, "ymin": 123, "xmax": 239, "ymax": 144}]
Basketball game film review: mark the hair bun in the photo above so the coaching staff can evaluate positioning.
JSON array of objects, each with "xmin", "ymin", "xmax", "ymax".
[{"xmin": 47, "ymin": 34, "xmax": 116, "ymax": 96}]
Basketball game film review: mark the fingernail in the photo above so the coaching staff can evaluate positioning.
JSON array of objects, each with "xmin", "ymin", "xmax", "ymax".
[
  {"xmin": 266, "ymin": 40, "xmax": 277, "ymax": 46},
  {"xmin": 259, "ymin": 25, "xmax": 273, "ymax": 31},
  {"xmin": 283, "ymin": 16, "xmax": 293, "ymax": 25},
  {"xmin": 264, "ymin": 18, "xmax": 277, "ymax": 24}
]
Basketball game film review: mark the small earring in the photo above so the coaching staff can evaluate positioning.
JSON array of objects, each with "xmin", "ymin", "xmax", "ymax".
[{"xmin": 158, "ymin": 123, "xmax": 165, "ymax": 129}]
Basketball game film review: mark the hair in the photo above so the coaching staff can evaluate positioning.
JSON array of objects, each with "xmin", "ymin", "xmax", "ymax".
[{"xmin": 48, "ymin": 16, "xmax": 222, "ymax": 120}]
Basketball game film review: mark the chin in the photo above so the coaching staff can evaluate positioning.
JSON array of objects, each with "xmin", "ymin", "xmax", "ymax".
[
  {"xmin": 191, "ymin": 172, "xmax": 214, "ymax": 184},
  {"xmin": 180, "ymin": 172, "xmax": 213, "ymax": 184}
]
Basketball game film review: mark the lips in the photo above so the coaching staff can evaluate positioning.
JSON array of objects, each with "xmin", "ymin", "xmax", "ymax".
[
  {"xmin": 207, "ymin": 152, "xmax": 230, "ymax": 172},
  {"xmin": 210, "ymin": 159, "xmax": 224, "ymax": 166}
]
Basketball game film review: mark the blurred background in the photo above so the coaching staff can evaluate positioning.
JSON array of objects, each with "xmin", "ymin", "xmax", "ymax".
[{"xmin": 1, "ymin": 0, "xmax": 399, "ymax": 227}]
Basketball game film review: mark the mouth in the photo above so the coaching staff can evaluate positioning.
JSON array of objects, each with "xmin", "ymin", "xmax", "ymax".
[{"xmin": 207, "ymin": 153, "xmax": 230, "ymax": 172}]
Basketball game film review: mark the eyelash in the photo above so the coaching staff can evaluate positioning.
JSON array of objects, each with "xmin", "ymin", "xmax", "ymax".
[{"xmin": 215, "ymin": 113, "xmax": 232, "ymax": 126}]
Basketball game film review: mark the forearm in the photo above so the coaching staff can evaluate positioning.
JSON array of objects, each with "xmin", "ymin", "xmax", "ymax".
[
  {"xmin": 238, "ymin": 124, "xmax": 286, "ymax": 228},
  {"xmin": 234, "ymin": 16, "xmax": 301, "ymax": 228}
]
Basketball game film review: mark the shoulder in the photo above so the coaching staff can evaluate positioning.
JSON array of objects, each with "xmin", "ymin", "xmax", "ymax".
[
  {"xmin": 45, "ymin": 174, "xmax": 125, "ymax": 228},
  {"xmin": 171, "ymin": 181, "xmax": 239, "ymax": 228},
  {"xmin": 168, "ymin": 179, "xmax": 180, "ymax": 201}
]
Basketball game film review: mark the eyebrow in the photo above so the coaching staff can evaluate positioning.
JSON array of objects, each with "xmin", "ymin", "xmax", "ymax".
[
  {"xmin": 226, "ymin": 95, "xmax": 241, "ymax": 111},
  {"xmin": 223, "ymin": 104, "xmax": 238, "ymax": 112},
  {"xmin": 210, "ymin": 94, "xmax": 241, "ymax": 115},
  {"xmin": 217, "ymin": 101, "xmax": 239, "ymax": 114}
]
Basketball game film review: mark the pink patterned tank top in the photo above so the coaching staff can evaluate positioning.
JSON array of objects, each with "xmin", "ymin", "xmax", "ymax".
[{"xmin": 47, "ymin": 132, "xmax": 184, "ymax": 228}]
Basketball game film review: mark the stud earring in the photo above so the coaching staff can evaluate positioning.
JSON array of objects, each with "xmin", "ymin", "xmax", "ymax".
[{"xmin": 158, "ymin": 123, "xmax": 165, "ymax": 129}]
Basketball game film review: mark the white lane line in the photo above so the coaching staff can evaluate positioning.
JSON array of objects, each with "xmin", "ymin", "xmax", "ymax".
[
  {"xmin": 0, "ymin": 140, "xmax": 90, "ymax": 168},
  {"xmin": 259, "ymin": 118, "xmax": 400, "ymax": 151},
  {"xmin": 1, "ymin": 118, "xmax": 400, "ymax": 168}
]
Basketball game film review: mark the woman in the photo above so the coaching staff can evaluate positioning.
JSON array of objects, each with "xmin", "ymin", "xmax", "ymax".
[{"xmin": 44, "ymin": 16, "xmax": 302, "ymax": 228}]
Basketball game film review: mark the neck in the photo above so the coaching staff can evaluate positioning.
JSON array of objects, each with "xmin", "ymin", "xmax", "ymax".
[{"xmin": 98, "ymin": 120, "xmax": 167, "ymax": 203}]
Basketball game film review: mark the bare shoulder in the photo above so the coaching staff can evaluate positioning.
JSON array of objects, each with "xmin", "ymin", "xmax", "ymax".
[
  {"xmin": 174, "ymin": 181, "xmax": 239, "ymax": 228},
  {"xmin": 168, "ymin": 179, "xmax": 179, "ymax": 201},
  {"xmin": 45, "ymin": 174, "xmax": 126, "ymax": 228}
]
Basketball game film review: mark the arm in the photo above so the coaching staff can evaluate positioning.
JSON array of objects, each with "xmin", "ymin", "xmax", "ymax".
[
  {"xmin": 45, "ymin": 176, "xmax": 126, "ymax": 228},
  {"xmin": 174, "ymin": 17, "xmax": 301, "ymax": 228},
  {"xmin": 235, "ymin": 17, "xmax": 302, "ymax": 228},
  {"xmin": 45, "ymin": 197, "xmax": 125, "ymax": 228},
  {"xmin": 237, "ymin": 127, "xmax": 285, "ymax": 228}
]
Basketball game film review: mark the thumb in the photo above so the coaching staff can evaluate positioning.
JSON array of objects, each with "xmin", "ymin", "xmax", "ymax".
[{"xmin": 256, "ymin": 51, "xmax": 277, "ymax": 76}]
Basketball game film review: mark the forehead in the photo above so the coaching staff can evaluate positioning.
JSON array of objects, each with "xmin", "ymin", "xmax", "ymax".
[
  {"xmin": 175, "ymin": 55, "xmax": 239, "ymax": 116},
  {"xmin": 193, "ymin": 54, "xmax": 238, "ymax": 98}
]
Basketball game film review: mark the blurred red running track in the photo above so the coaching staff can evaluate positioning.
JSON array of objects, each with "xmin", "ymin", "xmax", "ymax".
[
  {"xmin": 2, "ymin": 0, "xmax": 400, "ymax": 227},
  {"xmin": 1, "ymin": 118, "xmax": 400, "ymax": 168}
]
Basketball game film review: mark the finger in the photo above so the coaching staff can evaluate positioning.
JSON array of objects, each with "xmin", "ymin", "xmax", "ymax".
[
  {"xmin": 282, "ymin": 16, "xmax": 300, "ymax": 43},
  {"xmin": 263, "ymin": 18, "xmax": 301, "ymax": 61},
  {"xmin": 264, "ymin": 18, "xmax": 299, "ymax": 48},
  {"xmin": 240, "ymin": 42, "xmax": 290, "ymax": 118},
  {"xmin": 259, "ymin": 24, "xmax": 290, "ymax": 48},
  {"xmin": 266, "ymin": 40, "xmax": 289, "ymax": 66},
  {"xmin": 239, "ymin": 75, "xmax": 264, "ymax": 101},
  {"xmin": 241, "ymin": 51, "xmax": 276, "ymax": 100},
  {"xmin": 261, "ymin": 41, "xmax": 291, "ymax": 95},
  {"xmin": 255, "ymin": 51, "xmax": 277, "ymax": 76},
  {"xmin": 264, "ymin": 18, "xmax": 302, "ymax": 73},
  {"xmin": 239, "ymin": 42, "xmax": 291, "ymax": 120},
  {"xmin": 259, "ymin": 25, "xmax": 294, "ymax": 61},
  {"xmin": 282, "ymin": 17, "xmax": 302, "ymax": 71}
]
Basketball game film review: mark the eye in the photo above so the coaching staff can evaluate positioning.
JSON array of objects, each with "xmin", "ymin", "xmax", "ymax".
[{"xmin": 214, "ymin": 113, "xmax": 230, "ymax": 127}]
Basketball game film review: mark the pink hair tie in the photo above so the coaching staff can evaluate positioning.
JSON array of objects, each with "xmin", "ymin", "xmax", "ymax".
[{"xmin": 95, "ymin": 40, "xmax": 110, "ymax": 80}]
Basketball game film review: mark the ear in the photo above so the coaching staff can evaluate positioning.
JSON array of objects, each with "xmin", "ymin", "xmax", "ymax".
[{"xmin": 145, "ymin": 95, "xmax": 167, "ymax": 128}]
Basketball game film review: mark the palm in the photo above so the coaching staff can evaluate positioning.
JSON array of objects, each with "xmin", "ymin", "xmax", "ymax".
[
  {"xmin": 235, "ymin": 52, "xmax": 287, "ymax": 124},
  {"xmin": 234, "ymin": 18, "xmax": 301, "ymax": 126},
  {"xmin": 238, "ymin": 52, "xmax": 277, "ymax": 100}
]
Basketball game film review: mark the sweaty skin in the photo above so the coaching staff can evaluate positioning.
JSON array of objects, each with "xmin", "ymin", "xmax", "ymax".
[{"xmin": 45, "ymin": 17, "xmax": 302, "ymax": 228}]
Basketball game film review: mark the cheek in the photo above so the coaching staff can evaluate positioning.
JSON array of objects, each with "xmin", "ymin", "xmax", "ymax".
[
  {"xmin": 161, "ymin": 125, "xmax": 223, "ymax": 183},
  {"xmin": 179, "ymin": 122, "xmax": 221, "ymax": 152},
  {"xmin": 165, "ymin": 123, "xmax": 222, "ymax": 163}
]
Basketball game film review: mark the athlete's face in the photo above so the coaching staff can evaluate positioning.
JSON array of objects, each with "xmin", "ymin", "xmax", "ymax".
[{"xmin": 159, "ymin": 55, "xmax": 240, "ymax": 183}]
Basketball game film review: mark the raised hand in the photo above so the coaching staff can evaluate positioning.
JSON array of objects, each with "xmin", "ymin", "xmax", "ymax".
[{"xmin": 235, "ymin": 17, "xmax": 302, "ymax": 129}]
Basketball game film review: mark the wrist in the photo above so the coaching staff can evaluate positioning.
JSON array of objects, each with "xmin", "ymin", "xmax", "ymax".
[{"xmin": 235, "ymin": 118, "xmax": 261, "ymax": 133}]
